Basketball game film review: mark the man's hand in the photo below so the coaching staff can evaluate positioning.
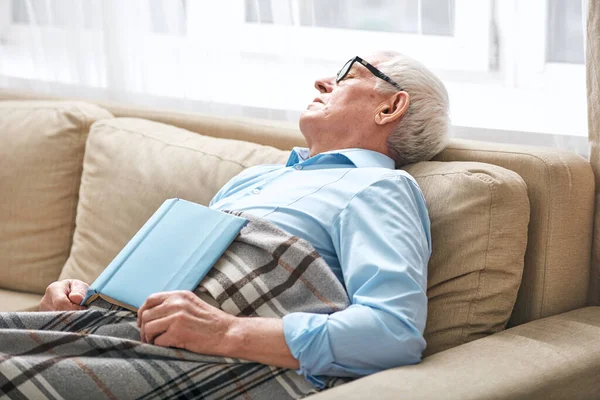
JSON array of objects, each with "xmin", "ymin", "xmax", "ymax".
[
  {"xmin": 137, "ymin": 290, "xmax": 236, "ymax": 356},
  {"xmin": 138, "ymin": 290, "xmax": 300, "ymax": 369},
  {"xmin": 39, "ymin": 279, "xmax": 89, "ymax": 311}
]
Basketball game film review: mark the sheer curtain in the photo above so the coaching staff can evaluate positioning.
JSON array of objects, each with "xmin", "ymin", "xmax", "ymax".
[
  {"xmin": 4, "ymin": 0, "xmax": 184, "ymax": 93},
  {"xmin": 1, "ymin": 1, "xmax": 458, "ymax": 116},
  {"xmin": 0, "ymin": 0, "xmax": 589, "ymax": 154}
]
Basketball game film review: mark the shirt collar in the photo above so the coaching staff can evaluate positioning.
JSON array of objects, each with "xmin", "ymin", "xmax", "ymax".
[{"xmin": 286, "ymin": 147, "xmax": 395, "ymax": 169}]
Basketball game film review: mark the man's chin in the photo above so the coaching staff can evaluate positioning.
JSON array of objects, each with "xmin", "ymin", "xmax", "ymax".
[
  {"xmin": 298, "ymin": 112, "xmax": 318, "ymax": 139},
  {"xmin": 300, "ymin": 106, "xmax": 322, "ymax": 120},
  {"xmin": 299, "ymin": 109, "xmax": 314, "ymax": 124}
]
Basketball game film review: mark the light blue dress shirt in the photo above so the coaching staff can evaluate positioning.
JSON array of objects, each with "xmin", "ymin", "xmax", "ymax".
[{"xmin": 209, "ymin": 147, "xmax": 431, "ymax": 388}]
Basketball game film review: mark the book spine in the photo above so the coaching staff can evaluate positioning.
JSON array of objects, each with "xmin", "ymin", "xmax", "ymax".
[
  {"xmin": 93, "ymin": 198, "xmax": 180, "ymax": 293},
  {"xmin": 83, "ymin": 292, "xmax": 99, "ymax": 306},
  {"xmin": 82, "ymin": 286, "xmax": 99, "ymax": 306}
]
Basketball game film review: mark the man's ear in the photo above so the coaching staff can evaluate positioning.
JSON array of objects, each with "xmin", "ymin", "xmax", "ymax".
[{"xmin": 374, "ymin": 91, "xmax": 410, "ymax": 126}]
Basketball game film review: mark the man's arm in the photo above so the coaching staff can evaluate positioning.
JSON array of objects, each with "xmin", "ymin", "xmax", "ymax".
[
  {"xmin": 137, "ymin": 290, "xmax": 299, "ymax": 369},
  {"xmin": 227, "ymin": 316, "xmax": 300, "ymax": 369},
  {"xmin": 281, "ymin": 174, "xmax": 430, "ymax": 386}
]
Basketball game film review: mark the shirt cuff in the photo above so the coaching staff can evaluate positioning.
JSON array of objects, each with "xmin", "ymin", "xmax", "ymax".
[{"xmin": 283, "ymin": 312, "xmax": 333, "ymax": 388}]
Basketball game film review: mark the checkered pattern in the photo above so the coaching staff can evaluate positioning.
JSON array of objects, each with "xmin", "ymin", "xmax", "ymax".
[{"xmin": 0, "ymin": 213, "xmax": 351, "ymax": 399}]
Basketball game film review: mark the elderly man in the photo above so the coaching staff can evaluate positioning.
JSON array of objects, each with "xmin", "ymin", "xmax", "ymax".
[{"xmin": 40, "ymin": 51, "xmax": 449, "ymax": 387}]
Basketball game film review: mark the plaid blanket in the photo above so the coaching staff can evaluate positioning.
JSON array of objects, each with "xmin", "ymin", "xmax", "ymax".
[{"xmin": 0, "ymin": 213, "xmax": 351, "ymax": 399}]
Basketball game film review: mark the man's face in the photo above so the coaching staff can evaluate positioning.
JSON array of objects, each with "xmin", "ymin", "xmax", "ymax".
[{"xmin": 299, "ymin": 54, "xmax": 390, "ymax": 153}]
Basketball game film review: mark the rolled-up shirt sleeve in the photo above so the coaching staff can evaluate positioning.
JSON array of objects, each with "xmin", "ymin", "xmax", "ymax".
[{"xmin": 282, "ymin": 174, "xmax": 431, "ymax": 388}]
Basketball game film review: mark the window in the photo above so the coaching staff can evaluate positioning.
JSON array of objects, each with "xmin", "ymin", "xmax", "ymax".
[
  {"xmin": 183, "ymin": 0, "xmax": 491, "ymax": 112},
  {"xmin": 0, "ymin": 0, "xmax": 589, "ymax": 151},
  {"xmin": 246, "ymin": 0, "xmax": 455, "ymax": 36},
  {"xmin": 481, "ymin": 0, "xmax": 587, "ymax": 141},
  {"xmin": 227, "ymin": 0, "xmax": 492, "ymax": 72},
  {"xmin": 509, "ymin": 0, "xmax": 585, "ymax": 89}
]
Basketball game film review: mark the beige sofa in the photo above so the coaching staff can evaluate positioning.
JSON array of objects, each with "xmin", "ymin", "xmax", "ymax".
[{"xmin": 0, "ymin": 90, "xmax": 599, "ymax": 399}]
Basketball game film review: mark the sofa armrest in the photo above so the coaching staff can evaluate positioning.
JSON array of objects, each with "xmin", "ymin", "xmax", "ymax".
[
  {"xmin": 312, "ymin": 307, "xmax": 600, "ymax": 400},
  {"xmin": 434, "ymin": 139, "xmax": 595, "ymax": 327}
]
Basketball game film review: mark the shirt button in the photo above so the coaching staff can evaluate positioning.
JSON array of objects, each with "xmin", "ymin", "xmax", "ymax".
[
  {"xmin": 295, "ymin": 164, "xmax": 303, "ymax": 170},
  {"xmin": 252, "ymin": 188, "xmax": 261, "ymax": 195}
]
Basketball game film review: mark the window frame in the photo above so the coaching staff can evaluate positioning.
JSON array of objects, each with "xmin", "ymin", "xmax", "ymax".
[
  {"xmin": 186, "ymin": 0, "xmax": 493, "ymax": 72},
  {"xmin": 501, "ymin": 0, "xmax": 586, "ymax": 91}
]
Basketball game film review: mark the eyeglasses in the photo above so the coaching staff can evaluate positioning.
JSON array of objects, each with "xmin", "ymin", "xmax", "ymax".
[{"xmin": 336, "ymin": 56, "xmax": 404, "ymax": 91}]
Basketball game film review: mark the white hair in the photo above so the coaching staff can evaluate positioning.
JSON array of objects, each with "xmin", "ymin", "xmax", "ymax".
[{"xmin": 374, "ymin": 51, "xmax": 450, "ymax": 167}]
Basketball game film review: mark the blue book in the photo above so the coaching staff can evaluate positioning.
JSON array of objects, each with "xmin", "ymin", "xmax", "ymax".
[{"xmin": 82, "ymin": 198, "xmax": 247, "ymax": 311}]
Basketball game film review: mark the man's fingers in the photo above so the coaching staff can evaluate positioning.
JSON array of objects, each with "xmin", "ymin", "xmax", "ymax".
[
  {"xmin": 67, "ymin": 292, "xmax": 84, "ymax": 305},
  {"xmin": 39, "ymin": 280, "xmax": 90, "ymax": 311},
  {"xmin": 67, "ymin": 280, "xmax": 89, "ymax": 305},
  {"xmin": 153, "ymin": 332, "xmax": 176, "ymax": 348},
  {"xmin": 46, "ymin": 281, "xmax": 68, "ymax": 297},
  {"xmin": 139, "ymin": 303, "xmax": 170, "ymax": 340},
  {"xmin": 139, "ymin": 303, "xmax": 171, "ymax": 327},
  {"xmin": 40, "ymin": 281, "xmax": 67, "ymax": 311},
  {"xmin": 141, "ymin": 316, "xmax": 171, "ymax": 344},
  {"xmin": 54, "ymin": 297, "xmax": 85, "ymax": 311},
  {"xmin": 137, "ymin": 292, "xmax": 171, "ymax": 326}
]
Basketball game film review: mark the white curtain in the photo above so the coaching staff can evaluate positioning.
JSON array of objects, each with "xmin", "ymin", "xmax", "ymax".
[
  {"xmin": 7, "ymin": 0, "xmax": 184, "ymax": 93},
  {"xmin": 0, "ymin": 0, "xmax": 589, "ymax": 156},
  {"xmin": 0, "ymin": 0, "xmax": 459, "ymax": 102}
]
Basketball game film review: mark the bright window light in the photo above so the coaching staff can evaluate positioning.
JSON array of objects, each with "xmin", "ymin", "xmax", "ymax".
[{"xmin": 0, "ymin": 0, "xmax": 589, "ymax": 153}]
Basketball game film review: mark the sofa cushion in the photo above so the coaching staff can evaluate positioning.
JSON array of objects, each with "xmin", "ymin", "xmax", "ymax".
[
  {"xmin": 59, "ymin": 118, "xmax": 290, "ymax": 283},
  {"xmin": 434, "ymin": 140, "xmax": 594, "ymax": 326},
  {"xmin": 0, "ymin": 101, "xmax": 113, "ymax": 294},
  {"xmin": 403, "ymin": 162, "xmax": 529, "ymax": 356}
]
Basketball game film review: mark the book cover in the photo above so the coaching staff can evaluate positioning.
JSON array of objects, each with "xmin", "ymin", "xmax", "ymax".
[{"xmin": 81, "ymin": 198, "xmax": 247, "ymax": 311}]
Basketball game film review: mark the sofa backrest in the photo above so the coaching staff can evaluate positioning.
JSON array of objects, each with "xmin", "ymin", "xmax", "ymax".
[
  {"xmin": 58, "ymin": 117, "xmax": 530, "ymax": 356},
  {"xmin": 0, "ymin": 90, "xmax": 595, "ymax": 326},
  {"xmin": 89, "ymin": 98, "xmax": 594, "ymax": 327}
]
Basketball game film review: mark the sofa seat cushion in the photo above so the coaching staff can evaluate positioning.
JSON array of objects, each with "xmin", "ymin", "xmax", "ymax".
[
  {"xmin": 0, "ymin": 101, "xmax": 113, "ymax": 295},
  {"xmin": 403, "ymin": 162, "xmax": 530, "ymax": 356},
  {"xmin": 59, "ymin": 118, "xmax": 290, "ymax": 283},
  {"xmin": 0, "ymin": 289, "xmax": 43, "ymax": 312}
]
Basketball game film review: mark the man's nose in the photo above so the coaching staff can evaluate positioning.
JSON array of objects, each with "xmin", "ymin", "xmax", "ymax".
[{"xmin": 314, "ymin": 76, "xmax": 335, "ymax": 93}]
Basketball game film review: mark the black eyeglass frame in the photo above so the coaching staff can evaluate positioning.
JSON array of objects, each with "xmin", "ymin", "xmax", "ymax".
[{"xmin": 336, "ymin": 56, "xmax": 404, "ymax": 91}]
